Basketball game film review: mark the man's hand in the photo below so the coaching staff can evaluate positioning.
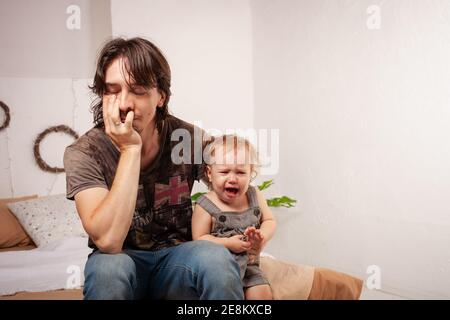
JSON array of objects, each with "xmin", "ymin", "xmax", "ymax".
[
  {"xmin": 226, "ymin": 235, "xmax": 252, "ymax": 254},
  {"xmin": 103, "ymin": 95, "xmax": 142, "ymax": 152},
  {"xmin": 244, "ymin": 227, "xmax": 265, "ymax": 264}
]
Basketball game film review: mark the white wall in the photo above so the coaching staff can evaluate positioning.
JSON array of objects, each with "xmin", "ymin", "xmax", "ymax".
[
  {"xmin": 0, "ymin": 78, "xmax": 94, "ymax": 197},
  {"xmin": 110, "ymin": 0, "xmax": 254, "ymax": 132},
  {"xmin": 252, "ymin": 0, "xmax": 450, "ymax": 299},
  {"xmin": 0, "ymin": 0, "xmax": 111, "ymax": 198},
  {"xmin": 0, "ymin": 0, "xmax": 111, "ymax": 78}
]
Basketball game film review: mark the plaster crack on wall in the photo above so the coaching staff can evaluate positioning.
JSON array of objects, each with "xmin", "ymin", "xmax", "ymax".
[
  {"xmin": 47, "ymin": 78, "xmax": 79, "ymax": 196},
  {"xmin": 5, "ymin": 128, "xmax": 15, "ymax": 197},
  {"xmin": 46, "ymin": 173, "xmax": 59, "ymax": 196},
  {"xmin": 71, "ymin": 78, "xmax": 79, "ymax": 130}
]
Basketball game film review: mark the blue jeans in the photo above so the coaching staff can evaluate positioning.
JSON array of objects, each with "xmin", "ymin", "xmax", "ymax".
[{"xmin": 83, "ymin": 240, "xmax": 244, "ymax": 300}]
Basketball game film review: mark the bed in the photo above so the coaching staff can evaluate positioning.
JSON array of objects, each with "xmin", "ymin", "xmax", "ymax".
[{"xmin": 0, "ymin": 195, "xmax": 363, "ymax": 300}]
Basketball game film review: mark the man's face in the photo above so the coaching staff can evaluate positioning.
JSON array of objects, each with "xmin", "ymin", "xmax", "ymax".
[{"xmin": 103, "ymin": 57, "xmax": 164, "ymax": 134}]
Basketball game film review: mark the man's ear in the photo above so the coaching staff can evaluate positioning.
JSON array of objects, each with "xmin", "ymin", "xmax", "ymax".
[{"xmin": 158, "ymin": 90, "xmax": 166, "ymax": 107}]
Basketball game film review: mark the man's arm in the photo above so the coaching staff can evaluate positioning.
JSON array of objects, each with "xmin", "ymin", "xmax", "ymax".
[
  {"xmin": 74, "ymin": 95, "xmax": 143, "ymax": 254},
  {"xmin": 74, "ymin": 147, "xmax": 141, "ymax": 254}
]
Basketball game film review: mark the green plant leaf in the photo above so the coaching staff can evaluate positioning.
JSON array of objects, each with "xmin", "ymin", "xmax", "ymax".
[
  {"xmin": 257, "ymin": 179, "xmax": 274, "ymax": 191},
  {"xmin": 266, "ymin": 196, "xmax": 297, "ymax": 208},
  {"xmin": 191, "ymin": 192, "xmax": 206, "ymax": 203}
]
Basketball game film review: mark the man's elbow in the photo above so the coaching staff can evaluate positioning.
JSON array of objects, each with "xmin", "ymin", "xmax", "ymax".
[
  {"xmin": 83, "ymin": 219, "xmax": 124, "ymax": 254},
  {"xmin": 94, "ymin": 236, "xmax": 123, "ymax": 254}
]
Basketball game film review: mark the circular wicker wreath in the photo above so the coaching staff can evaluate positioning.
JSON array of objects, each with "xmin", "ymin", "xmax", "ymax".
[
  {"xmin": 0, "ymin": 101, "xmax": 11, "ymax": 131},
  {"xmin": 34, "ymin": 125, "xmax": 79, "ymax": 173}
]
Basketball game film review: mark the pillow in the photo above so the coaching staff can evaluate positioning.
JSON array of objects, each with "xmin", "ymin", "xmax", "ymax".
[
  {"xmin": 7, "ymin": 194, "xmax": 88, "ymax": 247},
  {"xmin": 260, "ymin": 256, "xmax": 315, "ymax": 300},
  {"xmin": 0, "ymin": 195, "xmax": 37, "ymax": 248},
  {"xmin": 260, "ymin": 257, "xmax": 363, "ymax": 300},
  {"xmin": 307, "ymin": 267, "xmax": 363, "ymax": 300}
]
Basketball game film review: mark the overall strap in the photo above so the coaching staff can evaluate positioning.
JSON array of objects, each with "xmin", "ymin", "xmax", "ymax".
[
  {"xmin": 246, "ymin": 185, "xmax": 259, "ymax": 208},
  {"xmin": 195, "ymin": 194, "xmax": 223, "ymax": 217}
]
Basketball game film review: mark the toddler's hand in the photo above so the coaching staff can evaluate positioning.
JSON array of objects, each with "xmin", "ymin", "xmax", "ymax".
[
  {"xmin": 244, "ymin": 227, "xmax": 264, "ymax": 247},
  {"xmin": 244, "ymin": 228, "xmax": 265, "ymax": 264},
  {"xmin": 227, "ymin": 235, "xmax": 252, "ymax": 254}
]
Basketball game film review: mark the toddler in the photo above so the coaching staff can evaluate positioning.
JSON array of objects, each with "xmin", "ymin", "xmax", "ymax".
[{"xmin": 192, "ymin": 134, "xmax": 277, "ymax": 300}]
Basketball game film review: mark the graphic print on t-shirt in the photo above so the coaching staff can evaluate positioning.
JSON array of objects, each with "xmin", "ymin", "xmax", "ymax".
[
  {"xmin": 154, "ymin": 175, "xmax": 190, "ymax": 208},
  {"xmin": 128, "ymin": 175, "xmax": 193, "ymax": 250}
]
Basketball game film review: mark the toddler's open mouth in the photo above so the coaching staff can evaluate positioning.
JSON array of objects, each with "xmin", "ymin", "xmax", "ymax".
[{"xmin": 225, "ymin": 187, "xmax": 239, "ymax": 196}]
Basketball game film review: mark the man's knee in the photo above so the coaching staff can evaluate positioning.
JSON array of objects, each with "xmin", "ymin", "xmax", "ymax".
[
  {"xmin": 190, "ymin": 241, "xmax": 239, "ymax": 271},
  {"xmin": 83, "ymin": 252, "xmax": 137, "ymax": 299},
  {"xmin": 162, "ymin": 241, "xmax": 244, "ymax": 299},
  {"xmin": 190, "ymin": 241, "xmax": 243, "ymax": 293}
]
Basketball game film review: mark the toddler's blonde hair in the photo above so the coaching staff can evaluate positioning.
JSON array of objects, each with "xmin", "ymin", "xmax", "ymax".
[{"xmin": 203, "ymin": 134, "xmax": 260, "ymax": 187}]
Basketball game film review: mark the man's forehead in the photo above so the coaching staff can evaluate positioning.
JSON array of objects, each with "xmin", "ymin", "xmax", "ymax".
[{"xmin": 105, "ymin": 58, "xmax": 133, "ymax": 82}]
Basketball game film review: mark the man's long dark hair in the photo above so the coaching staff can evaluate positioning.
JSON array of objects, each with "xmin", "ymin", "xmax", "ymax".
[{"xmin": 90, "ymin": 37, "xmax": 171, "ymax": 133}]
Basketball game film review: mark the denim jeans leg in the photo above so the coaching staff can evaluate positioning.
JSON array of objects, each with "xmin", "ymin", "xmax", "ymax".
[
  {"xmin": 150, "ymin": 240, "xmax": 244, "ymax": 300},
  {"xmin": 83, "ymin": 250, "xmax": 139, "ymax": 300}
]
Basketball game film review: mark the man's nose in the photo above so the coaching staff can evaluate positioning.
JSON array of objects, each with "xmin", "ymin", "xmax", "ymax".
[{"xmin": 118, "ymin": 91, "xmax": 133, "ymax": 112}]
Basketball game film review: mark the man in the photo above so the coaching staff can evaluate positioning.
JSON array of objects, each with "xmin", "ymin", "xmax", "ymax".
[{"xmin": 64, "ymin": 37, "xmax": 244, "ymax": 299}]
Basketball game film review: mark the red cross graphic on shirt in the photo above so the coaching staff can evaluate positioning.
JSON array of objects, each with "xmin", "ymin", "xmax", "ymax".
[{"xmin": 154, "ymin": 176, "xmax": 190, "ymax": 208}]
